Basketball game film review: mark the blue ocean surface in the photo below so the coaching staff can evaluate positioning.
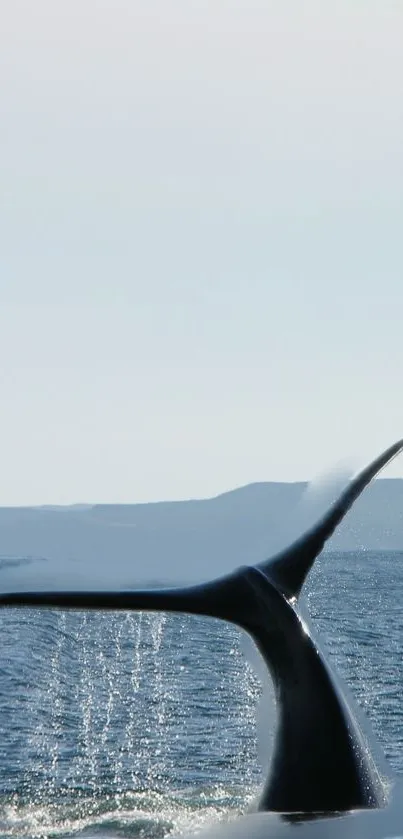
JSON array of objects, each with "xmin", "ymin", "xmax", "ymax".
[{"xmin": 0, "ymin": 551, "xmax": 402, "ymax": 839}]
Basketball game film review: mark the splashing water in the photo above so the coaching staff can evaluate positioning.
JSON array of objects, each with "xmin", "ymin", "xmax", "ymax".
[
  {"xmin": 2, "ymin": 550, "xmax": 403, "ymax": 838},
  {"xmin": 0, "ymin": 609, "xmax": 262, "ymax": 839}
]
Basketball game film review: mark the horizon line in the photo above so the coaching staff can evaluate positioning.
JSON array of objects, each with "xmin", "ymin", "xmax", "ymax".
[{"xmin": 0, "ymin": 475, "xmax": 402, "ymax": 511}]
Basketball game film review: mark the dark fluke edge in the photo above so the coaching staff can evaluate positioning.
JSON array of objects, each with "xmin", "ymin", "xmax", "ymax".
[{"xmin": 1, "ymin": 440, "xmax": 403, "ymax": 816}]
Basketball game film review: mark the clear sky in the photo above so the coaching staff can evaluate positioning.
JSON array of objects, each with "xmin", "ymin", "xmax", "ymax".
[{"xmin": 1, "ymin": 1, "xmax": 402, "ymax": 505}]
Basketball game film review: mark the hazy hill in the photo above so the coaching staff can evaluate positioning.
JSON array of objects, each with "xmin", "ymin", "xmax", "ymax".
[{"xmin": 0, "ymin": 478, "xmax": 402, "ymax": 590}]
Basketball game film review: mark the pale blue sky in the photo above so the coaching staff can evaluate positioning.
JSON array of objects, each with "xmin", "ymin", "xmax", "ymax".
[{"xmin": 1, "ymin": 1, "xmax": 402, "ymax": 504}]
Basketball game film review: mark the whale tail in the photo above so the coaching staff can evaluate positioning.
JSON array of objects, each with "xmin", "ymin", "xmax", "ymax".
[
  {"xmin": 259, "ymin": 438, "xmax": 403, "ymax": 599},
  {"xmin": 0, "ymin": 439, "xmax": 402, "ymax": 815},
  {"xmin": 1, "ymin": 439, "xmax": 401, "ymax": 612}
]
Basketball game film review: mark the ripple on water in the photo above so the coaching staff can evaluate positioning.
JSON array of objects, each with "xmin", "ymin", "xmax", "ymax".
[{"xmin": 0, "ymin": 550, "xmax": 403, "ymax": 838}]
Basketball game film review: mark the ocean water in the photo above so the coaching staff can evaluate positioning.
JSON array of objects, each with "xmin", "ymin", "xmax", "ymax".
[{"xmin": 0, "ymin": 551, "xmax": 403, "ymax": 839}]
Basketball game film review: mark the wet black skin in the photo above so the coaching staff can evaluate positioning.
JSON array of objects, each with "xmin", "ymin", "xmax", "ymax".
[{"xmin": 1, "ymin": 439, "xmax": 402, "ymax": 816}]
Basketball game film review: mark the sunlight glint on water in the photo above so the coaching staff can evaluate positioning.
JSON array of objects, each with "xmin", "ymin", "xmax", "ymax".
[{"xmin": 1, "ymin": 551, "xmax": 403, "ymax": 838}]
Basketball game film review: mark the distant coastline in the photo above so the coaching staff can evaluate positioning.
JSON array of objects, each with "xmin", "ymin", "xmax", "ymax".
[{"xmin": 0, "ymin": 480, "xmax": 402, "ymax": 582}]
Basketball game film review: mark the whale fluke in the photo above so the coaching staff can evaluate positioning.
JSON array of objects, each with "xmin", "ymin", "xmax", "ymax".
[
  {"xmin": 262, "ymin": 439, "xmax": 403, "ymax": 599},
  {"xmin": 0, "ymin": 440, "xmax": 402, "ymax": 816}
]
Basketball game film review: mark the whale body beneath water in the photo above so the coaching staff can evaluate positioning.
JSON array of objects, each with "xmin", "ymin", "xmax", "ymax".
[{"xmin": 1, "ymin": 440, "xmax": 403, "ymax": 836}]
